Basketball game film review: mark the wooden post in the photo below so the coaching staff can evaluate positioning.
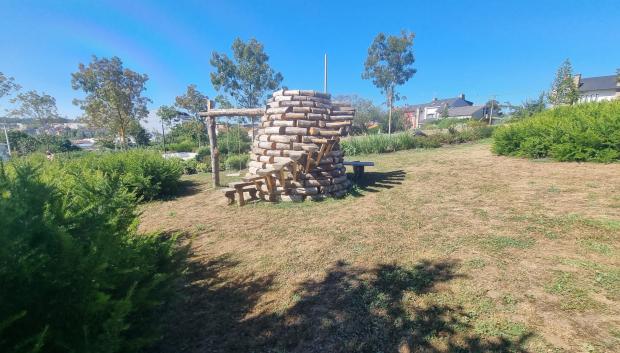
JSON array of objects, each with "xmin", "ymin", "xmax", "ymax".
[{"xmin": 206, "ymin": 100, "xmax": 220, "ymax": 187}]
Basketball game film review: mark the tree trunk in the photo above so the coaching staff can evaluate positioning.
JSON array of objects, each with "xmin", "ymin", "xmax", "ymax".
[
  {"xmin": 387, "ymin": 92, "xmax": 393, "ymax": 135},
  {"xmin": 206, "ymin": 116, "xmax": 220, "ymax": 187}
]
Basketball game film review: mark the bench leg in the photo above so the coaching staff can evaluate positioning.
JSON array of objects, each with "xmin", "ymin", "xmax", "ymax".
[
  {"xmin": 236, "ymin": 189, "xmax": 245, "ymax": 206},
  {"xmin": 353, "ymin": 166, "xmax": 364, "ymax": 181},
  {"xmin": 226, "ymin": 195, "xmax": 235, "ymax": 205}
]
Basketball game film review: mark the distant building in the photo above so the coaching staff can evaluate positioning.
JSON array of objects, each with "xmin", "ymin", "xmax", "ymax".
[
  {"xmin": 402, "ymin": 94, "xmax": 475, "ymax": 128},
  {"xmin": 574, "ymin": 74, "xmax": 620, "ymax": 103}
]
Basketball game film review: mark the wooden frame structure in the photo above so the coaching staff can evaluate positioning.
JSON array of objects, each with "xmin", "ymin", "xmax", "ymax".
[{"xmin": 198, "ymin": 102, "xmax": 265, "ymax": 187}]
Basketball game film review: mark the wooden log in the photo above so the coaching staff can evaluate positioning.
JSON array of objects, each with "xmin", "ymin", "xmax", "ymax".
[
  {"xmin": 291, "ymin": 143, "xmax": 304, "ymax": 150},
  {"xmin": 300, "ymin": 101, "xmax": 315, "ymax": 107},
  {"xmin": 284, "ymin": 150, "xmax": 305, "ymax": 160},
  {"xmin": 272, "ymin": 89, "xmax": 284, "ymax": 96},
  {"xmin": 301, "ymin": 144, "xmax": 319, "ymax": 152},
  {"xmin": 199, "ymin": 108, "xmax": 265, "ymax": 117},
  {"xmin": 303, "ymin": 179, "xmax": 331, "ymax": 187},
  {"xmin": 264, "ymin": 126, "xmax": 285, "ymax": 135},
  {"xmin": 291, "ymin": 95, "xmax": 309, "ymax": 101},
  {"xmin": 248, "ymin": 161, "xmax": 266, "ymax": 169},
  {"xmin": 279, "ymin": 100, "xmax": 302, "ymax": 107},
  {"xmin": 297, "ymin": 120, "xmax": 317, "ymax": 127},
  {"xmin": 273, "ymin": 156, "xmax": 293, "ymax": 164},
  {"xmin": 310, "ymin": 107, "xmax": 329, "ymax": 114},
  {"xmin": 272, "ymin": 120, "xmax": 295, "ymax": 127},
  {"xmin": 306, "ymin": 113, "xmax": 325, "ymax": 120},
  {"xmin": 269, "ymin": 134, "xmax": 298, "ymax": 143},
  {"xmin": 206, "ymin": 115, "xmax": 219, "ymax": 187},
  {"xmin": 274, "ymin": 95, "xmax": 293, "ymax": 101},
  {"xmin": 268, "ymin": 114, "xmax": 284, "ymax": 120},
  {"xmin": 333, "ymin": 175, "xmax": 348, "ymax": 184},
  {"xmin": 252, "ymin": 147, "xmax": 268, "ymax": 155},
  {"xmin": 259, "ymin": 155, "xmax": 274, "ymax": 163},
  {"xmin": 292, "ymin": 187, "xmax": 319, "ymax": 195},
  {"xmin": 261, "ymin": 121, "xmax": 272, "ymax": 128},
  {"xmin": 329, "ymin": 115, "xmax": 354, "ymax": 121},
  {"xmin": 292, "ymin": 106, "xmax": 312, "ymax": 113},
  {"xmin": 299, "ymin": 90, "xmax": 317, "ymax": 96},
  {"xmin": 258, "ymin": 141, "xmax": 276, "ymax": 149},
  {"xmin": 319, "ymin": 129, "xmax": 341, "ymax": 137},
  {"xmin": 266, "ymin": 106, "xmax": 291, "ymax": 114},
  {"xmin": 266, "ymin": 149, "xmax": 283, "ymax": 156},
  {"xmin": 258, "ymin": 135, "xmax": 270, "ymax": 142},
  {"xmin": 283, "ymin": 89, "xmax": 300, "ymax": 96},
  {"xmin": 274, "ymin": 142, "xmax": 292, "ymax": 150},
  {"xmin": 315, "ymin": 102, "xmax": 330, "ymax": 109},
  {"xmin": 325, "ymin": 121, "xmax": 352, "ymax": 128},
  {"xmin": 284, "ymin": 126, "xmax": 308, "ymax": 135},
  {"xmin": 282, "ymin": 113, "xmax": 306, "ymax": 120}
]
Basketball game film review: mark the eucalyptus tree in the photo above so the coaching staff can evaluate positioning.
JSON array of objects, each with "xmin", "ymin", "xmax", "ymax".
[
  {"xmin": 175, "ymin": 84, "xmax": 210, "ymax": 147},
  {"xmin": 362, "ymin": 30, "xmax": 416, "ymax": 134},
  {"xmin": 10, "ymin": 90, "xmax": 60, "ymax": 150},
  {"xmin": 210, "ymin": 38, "xmax": 283, "ymax": 139},
  {"xmin": 71, "ymin": 56, "xmax": 151, "ymax": 148}
]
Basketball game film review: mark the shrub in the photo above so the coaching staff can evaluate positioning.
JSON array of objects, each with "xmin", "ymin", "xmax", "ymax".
[
  {"xmin": 195, "ymin": 146, "xmax": 210, "ymax": 162},
  {"xmin": 341, "ymin": 123, "xmax": 493, "ymax": 156},
  {"xmin": 166, "ymin": 140, "xmax": 196, "ymax": 152},
  {"xmin": 224, "ymin": 153, "xmax": 249, "ymax": 171},
  {"xmin": 0, "ymin": 161, "xmax": 185, "ymax": 353},
  {"xmin": 37, "ymin": 150, "xmax": 183, "ymax": 200},
  {"xmin": 492, "ymin": 100, "xmax": 620, "ymax": 162}
]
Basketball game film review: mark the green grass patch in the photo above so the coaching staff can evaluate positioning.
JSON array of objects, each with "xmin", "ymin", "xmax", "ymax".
[
  {"xmin": 481, "ymin": 236, "xmax": 535, "ymax": 251},
  {"xmin": 545, "ymin": 272, "xmax": 602, "ymax": 311}
]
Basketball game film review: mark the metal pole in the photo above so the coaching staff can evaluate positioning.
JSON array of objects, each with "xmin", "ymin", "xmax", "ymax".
[
  {"xmin": 161, "ymin": 119, "xmax": 167, "ymax": 154},
  {"xmin": 324, "ymin": 53, "xmax": 328, "ymax": 93},
  {"xmin": 3, "ymin": 124, "xmax": 11, "ymax": 156}
]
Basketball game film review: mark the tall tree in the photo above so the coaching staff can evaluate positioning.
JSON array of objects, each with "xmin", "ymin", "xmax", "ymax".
[
  {"xmin": 210, "ymin": 38, "xmax": 283, "ymax": 139},
  {"xmin": 175, "ymin": 84, "xmax": 209, "ymax": 147},
  {"xmin": 0, "ymin": 72, "xmax": 20, "ymax": 100},
  {"xmin": 362, "ymin": 30, "xmax": 416, "ymax": 135},
  {"xmin": 9, "ymin": 90, "xmax": 60, "ymax": 151},
  {"xmin": 71, "ymin": 56, "xmax": 151, "ymax": 148},
  {"xmin": 333, "ymin": 94, "xmax": 382, "ymax": 135},
  {"xmin": 547, "ymin": 59, "xmax": 579, "ymax": 106}
]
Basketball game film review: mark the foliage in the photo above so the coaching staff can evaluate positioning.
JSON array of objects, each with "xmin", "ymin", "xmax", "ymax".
[
  {"xmin": 509, "ymin": 93, "xmax": 546, "ymax": 120},
  {"xmin": 218, "ymin": 125, "xmax": 251, "ymax": 155},
  {"xmin": 166, "ymin": 140, "xmax": 196, "ymax": 153},
  {"xmin": 210, "ymin": 38, "xmax": 283, "ymax": 108},
  {"xmin": 0, "ymin": 160, "xmax": 185, "ymax": 353},
  {"xmin": 0, "ymin": 72, "xmax": 20, "ymax": 100},
  {"xmin": 547, "ymin": 59, "xmax": 579, "ymax": 106},
  {"xmin": 127, "ymin": 121, "xmax": 151, "ymax": 146},
  {"xmin": 224, "ymin": 153, "xmax": 249, "ymax": 171},
  {"xmin": 156, "ymin": 105, "xmax": 181, "ymax": 126},
  {"xmin": 341, "ymin": 123, "xmax": 493, "ymax": 156},
  {"xmin": 9, "ymin": 90, "xmax": 60, "ymax": 126},
  {"xmin": 333, "ymin": 95, "xmax": 383, "ymax": 135},
  {"xmin": 47, "ymin": 149, "xmax": 183, "ymax": 200},
  {"xmin": 5, "ymin": 131, "xmax": 39, "ymax": 155},
  {"xmin": 71, "ymin": 56, "xmax": 151, "ymax": 148},
  {"xmin": 175, "ymin": 85, "xmax": 210, "ymax": 147},
  {"xmin": 362, "ymin": 30, "xmax": 416, "ymax": 134},
  {"xmin": 493, "ymin": 100, "xmax": 620, "ymax": 162},
  {"xmin": 195, "ymin": 146, "xmax": 210, "ymax": 162}
]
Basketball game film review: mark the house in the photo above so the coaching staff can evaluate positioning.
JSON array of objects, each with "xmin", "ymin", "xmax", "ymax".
[
  {"xmin": 402, "ymin": 94, "xmax": 473, "ymax": 128},
  {"xmin": 575, "ymin": 74, "xmax": 619, "ymax": 103},
  {"xmin": 446, "ymin": 105, "xmax": 489, "ymax": 120}
]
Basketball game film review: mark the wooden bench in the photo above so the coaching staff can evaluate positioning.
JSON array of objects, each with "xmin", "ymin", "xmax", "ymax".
[
  {"xmin": 222, "ymin": 181, "xmax": 259, "ymax": 206},
  {"xmin": 343, "ymin": 161, "xmax": 375, "ymax": 181}
]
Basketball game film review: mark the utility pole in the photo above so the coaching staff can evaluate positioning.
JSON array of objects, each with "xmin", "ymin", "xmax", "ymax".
[
  {"xmin": 3, "ymin": 124, "xmax": 11, "ymax": 156},
  {"xmin": 324, "ymin": 53, "xmax": 328, "ymax": 93},
  {"xmin": 160, "ymin": 119, "xmax": 167, "ymax": 154},
  {"xmin": 488, "ymin": 95, "xmax": 496, "ymax": 125}
]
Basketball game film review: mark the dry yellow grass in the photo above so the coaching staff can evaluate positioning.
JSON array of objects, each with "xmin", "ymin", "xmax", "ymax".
[{"xmin": 140, "ymin": 141, "xmax": 620, "ymax": 353}]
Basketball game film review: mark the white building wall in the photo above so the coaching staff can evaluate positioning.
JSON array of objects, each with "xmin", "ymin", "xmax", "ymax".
[{"xmin": 579, "ymin": 90, "xmax": 617, "ymax": 103}]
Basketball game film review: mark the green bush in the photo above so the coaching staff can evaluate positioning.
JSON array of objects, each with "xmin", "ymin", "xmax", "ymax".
[
  {"xmin": 166, "ymin": 140, "xmax": 196, "ymax": 152},
  {"xmin": 224, "ymin": 153, "xmax": 249, "ymax": 171},
  {"xmin": 0, "ymin": 161, "xmax": 185, "ymax": 353},
  {"xmin": 341, "ymin": 123, "xmax": 493, "ymax": 156},
  {"xmin": 492, "ymin": 100, "xmax": 620, "ymax": 162},
  {"xmin": 39, "ymin": 150, "xmax": 183, "ymax": 200},
  {"xmin": 195, "ymin": 146, "xmax": 210, "ymax": 162}
]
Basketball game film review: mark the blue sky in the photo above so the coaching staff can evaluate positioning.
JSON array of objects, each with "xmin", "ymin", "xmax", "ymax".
[{"xmin": 1, "ymin": 0, "xmax": 618, "ymax": 131}]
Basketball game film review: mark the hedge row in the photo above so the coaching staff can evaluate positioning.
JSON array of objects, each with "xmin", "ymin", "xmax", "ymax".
[
  {"xmin": 492, "ymin": 100, "xmax": 620, "ymax": 162},
  {"xmin": 0, "ymin": 159, "xmax": 185, "ymax": 353},
  {"xmin": 341, "ymin": 122, "xmax": 494, "ymax": 156}
]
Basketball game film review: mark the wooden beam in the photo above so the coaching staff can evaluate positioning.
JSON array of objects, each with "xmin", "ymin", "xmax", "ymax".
[
  {"xmin": 199, "ymin": 108, "xmax": 265, "ymax": 117},
  {"xmin": 205, "ymin": 100, "xmax": 220, "ymax": 187}
]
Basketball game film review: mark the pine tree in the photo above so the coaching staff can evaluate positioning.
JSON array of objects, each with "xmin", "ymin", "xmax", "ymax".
[{"xmin": 547, "ymin": 59, "xmax": 579, "ymax": 106}]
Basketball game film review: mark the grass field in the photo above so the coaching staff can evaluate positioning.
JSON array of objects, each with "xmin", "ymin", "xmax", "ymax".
[{"xmin": 139, "ymin": 140, "xmax": 620, "ymax": 353}]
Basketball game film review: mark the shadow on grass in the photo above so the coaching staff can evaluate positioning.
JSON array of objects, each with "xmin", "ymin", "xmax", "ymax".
[
  {"xmin": 156, "ymin": 257, "xmax": 533, "ymax": 352},
  {"xmin": 349, "ymin": 169, "xmax": 407, "ymax": 197}
]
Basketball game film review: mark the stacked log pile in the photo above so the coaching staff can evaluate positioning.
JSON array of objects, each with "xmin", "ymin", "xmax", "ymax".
[{"xmin": 247, "ymin": 89, "xmax": 354, "ymax": 201}]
